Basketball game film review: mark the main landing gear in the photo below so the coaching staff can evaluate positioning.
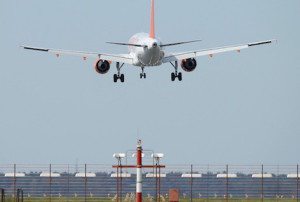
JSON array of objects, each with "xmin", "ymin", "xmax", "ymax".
[
  {"xmin": 114, "ymin": 62, "xmax": 125, "ymax": 83},
  {"xmin": 170, "ymin": 61, "xmax": 182, "ymax": 81},
  {"xmin": 140, "ymin": 67, "xmax": 146, "ymax": 79}
]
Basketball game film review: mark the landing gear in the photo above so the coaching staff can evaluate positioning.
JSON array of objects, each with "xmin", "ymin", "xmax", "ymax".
[
  {"xmin": 114, "ymin": 74, "xmax": 118, "ymax": 82},
  {"xmin": 114, "ymin": 74, "xmax": 124, "ymax": 82},
  {"xmin": 171, "ymin": 72, "xmax": 176, "ymax": 81},
  {"xmin": 178, "ymin": 72, "xmax": 182, "ymax": 81},
  {"xmin": 140, "ymin": 67, "xmax": 146, "ymax": 79},
  {"xmin": 114, "ymin": 62, "xmax": 125, "ymax": 83},
  {"xmin": 120, "ymin": 74, "xmax": 125, "ymax": 82},
  {"xmin": 170, "ymin": 61, "xmax": 183, "ymax": 81},
  {"xmin": 140, "ymin": 73, "xmax": 146, "ymax": 79}
]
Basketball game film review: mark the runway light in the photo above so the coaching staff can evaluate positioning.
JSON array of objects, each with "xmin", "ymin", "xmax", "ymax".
[
  {"xmin": 4, "ymin": 173, "xmax": 25, "ymax": 177},
  {"xmin": 252, "ymin": 173, "xmax": 273, "ymax": 178},
  {"xmin": 75, "ymin": 172, "xmax": 96, "ymax": 178},
  {"xmin": 217, "ymin": 173, "xmax": 237, "ymax": 178},
  {"xmin": 113, "ymin": 153, "xmax": 126, "ymax": 159},
  {"xmin": 110, "ymin": 173, "xmax": 131, "ymax": 178},
  {"xmin": 151, "ymin": 153, "xmax": 164, "ymax": 158},
  {"xmin": 146, "ymin": 173, "xmax": 166, "ymax": 178},
  {"xmin": 181, "ymin": 173, "xmax": 202, "ymax": 178},
  {"xmin": 40, "ymin": 172, "xmax": 61, "ymax": 177}
]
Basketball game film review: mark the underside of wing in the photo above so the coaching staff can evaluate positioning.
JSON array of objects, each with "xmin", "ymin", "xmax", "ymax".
[
  {"xmin": 21, "ymin": 46, "xmax": 134, "ymax": 65},
  {"xmin": 163, "ymin": 39, "xmax": 276, "ymax": 63}
]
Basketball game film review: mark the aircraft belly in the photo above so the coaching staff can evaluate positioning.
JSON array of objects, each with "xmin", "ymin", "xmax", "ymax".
[{"xmin": 137, "ymin": 49, "xmax": 163, "ymax": 67}]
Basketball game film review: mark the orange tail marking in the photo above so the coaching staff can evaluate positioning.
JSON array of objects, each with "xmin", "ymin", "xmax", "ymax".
[{"xmin": 149, "ymin": 0, "xmax": 155, "ymax": 39}]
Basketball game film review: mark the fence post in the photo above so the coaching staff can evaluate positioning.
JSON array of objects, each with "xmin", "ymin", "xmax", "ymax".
[
  {"xmin": 17, "ymin": 189, "xmax": 23, "ymax": 202},
  {"xmin": 158, "ymin": 161, "xmax": 161, "ymax": 202},
  {"xmin": 226, "ymin": 165, "xmax": 229, "ymax": 202},
  {"xmin": 0, "ymin": 188, "xmax": 4, "ymax": 202},
  {"xmin": 14, "ymin": 164, "xmax": 16, "ymax": 202},
  {"xmin": 85, "ymin": 164, "xmax": 87, "ymax": 202},
  {"xmin": 206, "ymin": 164, "xmax": 209, "ymax": 202},
  {"xmin": 67, "ymin": 164, "xmax": 70, "ymax": 202},
  {"xmin": 276, "ymin": 165, "xmax": 279, "ymax": 201},
  {"xmin": 120, "ymin": 160, "xmax": 123, "ymax": 202},
  {"xmin": 155, "ymin": 162, "xmax": 157, "ymax": 202},
  {"xmin": 49, "ymin": 164, "xmax": 52, "ymax": 202},
  {"xmin": 261, "ymin": 164, "xmax": 264, "ymax": 202},
  {"xmin": 297, "ymin": 164, "xmax": 299, "ymax": 202},
  {"xmin": 190, "ymin": 164, "xmax": 193, "ymax": 202},
  {"xmin": 16, "ymin": 189, "xmax": 19, "ymax": 202}
]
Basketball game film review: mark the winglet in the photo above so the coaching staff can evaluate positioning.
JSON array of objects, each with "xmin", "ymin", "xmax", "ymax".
[
  {"xmin": 20, "ymin": 45, "xmax": 49, "ymax": 52},
  {"xmin": 248, "ymin": 39, "xmax": 277, "ymax": 47},
  {"xmin": 149, "ymin": 0, "xmax": 155, "ymax": 39}
]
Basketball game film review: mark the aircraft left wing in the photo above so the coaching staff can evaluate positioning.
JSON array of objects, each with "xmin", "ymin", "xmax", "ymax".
[
  {"xmin": 21, "ymin": 46, "xmax": 134, "ymax": 65},
  {"xmin": 162, "ymin": 39, "xmax": 276, "ymax": 63}
]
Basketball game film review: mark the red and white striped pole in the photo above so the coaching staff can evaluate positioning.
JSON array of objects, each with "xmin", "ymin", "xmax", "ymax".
[{"xmin": 136, "ymin": 140, "xmax": 143, "ymax": 202}]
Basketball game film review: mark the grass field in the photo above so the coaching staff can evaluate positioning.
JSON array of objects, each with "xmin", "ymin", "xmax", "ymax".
[{"xmin": 2, "ymin": 198, "xmax": 299, "ymax": 202}]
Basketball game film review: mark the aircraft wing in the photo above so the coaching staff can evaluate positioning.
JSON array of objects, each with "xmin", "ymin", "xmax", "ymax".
[
  {"xmin": 21, "ymin": 46, "xmax": 134, "ymax": 65},
  {"xmin": 162, "ymin": 39, "xmax": 276, "ymax": 63}
]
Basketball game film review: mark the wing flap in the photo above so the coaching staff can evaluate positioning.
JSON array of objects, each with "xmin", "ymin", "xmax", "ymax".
[
  {"xmin": 163, "ymin": 39, "xmax": 276, "ymax": 63},
  {"xmin": 21, "ymin": 45, "xmax": 133, "ymax": 64}
]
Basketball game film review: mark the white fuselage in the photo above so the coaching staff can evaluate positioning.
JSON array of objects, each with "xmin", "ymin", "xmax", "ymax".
[{"xmin": 128, "ymin": 33, "xmax": 165, "ymax": 67}]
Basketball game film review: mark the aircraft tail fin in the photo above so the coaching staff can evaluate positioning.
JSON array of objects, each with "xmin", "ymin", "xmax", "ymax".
[{"xmin": 149, "ymin": 0, "xmax": 155, "ymax": 39}]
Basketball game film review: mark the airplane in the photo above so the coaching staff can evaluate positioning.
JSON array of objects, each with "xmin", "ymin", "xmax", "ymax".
[{"xmin": 21, "ymin": 0, "xmax": 276, "ymax": 83}]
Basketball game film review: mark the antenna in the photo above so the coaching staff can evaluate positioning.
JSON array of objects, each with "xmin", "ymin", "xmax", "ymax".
[{"xmin": 75, "ymin": 158, "xmax": 78, "ymax": 173}]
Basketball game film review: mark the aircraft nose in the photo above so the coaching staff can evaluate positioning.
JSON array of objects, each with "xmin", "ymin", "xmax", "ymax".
[{"xmin": 152, "ymin": 42, "xmax": 158, "ymax": 48}]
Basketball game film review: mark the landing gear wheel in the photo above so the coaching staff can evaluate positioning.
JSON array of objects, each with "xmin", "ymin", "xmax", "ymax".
[
  {"xmin": 178, "ymin": 72, "xmax": 182, "ymax": 81},
  {"xmin": 113, "ymin": 74, "xmax": 118, "ymax": 83},
  {"xmin": 120, "ymin": 74, "xmax": 125, "ymax": 83},
  {"xmin": 113, "ymin": 74, "xmax": 125, "ymax": 83},
  {"xmin": 170, "ymin": 61, "xmax": 182, "ymax": 82},
  {"xmin": 171, "ymin": 73, "xmax": 176, "ymax": 81},
  {"xmin": 114, "ymin": 62, "xmax": 125, "ymax": 83},
  {"xmin": 140, "ymin": 72, "xmax": 147, "ymax": 79},
  {"xmin": 171, "ymin": 72, "xmax": 183, "ymax": 81}
]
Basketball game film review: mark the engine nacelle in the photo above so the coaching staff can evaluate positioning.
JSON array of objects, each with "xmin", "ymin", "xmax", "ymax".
[
  {"xmin": 181, "ymin": 58, "xmax": 197, "ymax": 72},
  {"xmin": 94, "ymin": 59, "xmax": 110, "ymax": 74}
]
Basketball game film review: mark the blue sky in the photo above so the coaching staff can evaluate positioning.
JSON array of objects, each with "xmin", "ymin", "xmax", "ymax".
[{"xmin": 0, "ymin": 0, "xmax": 299, "ymax": 165}]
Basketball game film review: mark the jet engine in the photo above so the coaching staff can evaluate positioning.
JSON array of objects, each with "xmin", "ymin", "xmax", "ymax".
[
  {"xmin": 181, "ymin": 58, "xmax": 197, "ymax": 72},
  {"xmin": 94, "ymin": 59, "xmax": 110, "ymax": 74}
]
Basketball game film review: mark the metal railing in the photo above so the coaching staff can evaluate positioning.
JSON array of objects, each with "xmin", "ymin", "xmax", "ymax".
[{"xmin": 0, "ymin": 164, "xmax": 299, "ymax": 201}]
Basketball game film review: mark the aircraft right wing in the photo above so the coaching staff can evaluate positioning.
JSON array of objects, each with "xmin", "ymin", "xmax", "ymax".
[
  {"xmin": 162, "ymin": 39, "xmax": 276, "ymax": 63},
  {"xmin": 21, "ymin": 46, "xmax": 134, "ymax": 65}
]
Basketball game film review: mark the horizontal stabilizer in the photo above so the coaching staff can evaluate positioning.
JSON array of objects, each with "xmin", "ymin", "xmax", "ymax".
[
  {"xmin": 161, "ymin": 39, "xmax": 202, "ymax": 47},
  {"xmin": 106, "ymin": 42, "xmax": 147, "ymax": 48}
]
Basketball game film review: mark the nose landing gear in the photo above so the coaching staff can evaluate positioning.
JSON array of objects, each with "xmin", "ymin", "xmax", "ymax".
[
  {"xmin": 140, "ymin": 67, "xmax": 146, "ymax": 79},
  {"xmin": 140, "ymin": 73, "xmax": 146, "ymax": 79},
  {"xmin": 170, "ymin": 61, "xmax": 183, "ymax": 81},
  {"xmin": 114, "ymin": 62, "xmax": 125, "ymax": 83}
]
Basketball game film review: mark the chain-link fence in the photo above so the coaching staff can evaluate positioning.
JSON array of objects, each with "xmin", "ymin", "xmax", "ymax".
[{"xmin": 0, "ymin": 164, "xmax": 299, "ymax": 201}]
